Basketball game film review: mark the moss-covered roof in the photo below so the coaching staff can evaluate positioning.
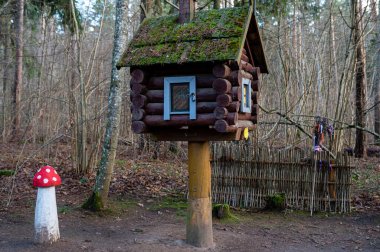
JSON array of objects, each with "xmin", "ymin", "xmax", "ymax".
[{"xmin": 117, "ymin": 7, "xmax": 252, "ymax": 67}]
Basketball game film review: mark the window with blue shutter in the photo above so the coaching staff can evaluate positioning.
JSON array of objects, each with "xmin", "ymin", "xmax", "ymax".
[
  {"xmin": 241, "ymin": 78, "xmax": 252, "ymax": 113},
  {"xmin": 164, "ymin": 76, "xmax": 196, "ymax": 120}
]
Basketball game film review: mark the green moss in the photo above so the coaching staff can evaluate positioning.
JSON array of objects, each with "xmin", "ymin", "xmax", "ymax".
[
  {"xmin": 0, "ymin": 170, "xmax": 15, "ymax": 176},
  {"xmin": 82, "ymin": 192, "xmax": 104, "ymax": 211},
  {"xmin": 265, "ymin": 193, "xmax": 286, "ymax": 211},
  {"xmin": 149, "ymin": 196, "xmax": 188, "ymax": 217},
  {"xmin": 212, "ymin": 204, "xmax": 239, "ymax": 221},
  {"xmin": 117, "ymin": 6, "xmax": 252, "ymax": 67}
]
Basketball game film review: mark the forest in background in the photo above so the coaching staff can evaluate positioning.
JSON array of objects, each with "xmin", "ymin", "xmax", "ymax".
[{"xmin": 0, "ymin": 0, "xmax": 379, "ymax": 176}]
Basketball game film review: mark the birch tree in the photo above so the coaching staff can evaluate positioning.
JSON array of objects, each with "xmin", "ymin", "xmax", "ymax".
[{"xmin": 83, "ymin": 0, "xmax": 128, "ymax": 210}]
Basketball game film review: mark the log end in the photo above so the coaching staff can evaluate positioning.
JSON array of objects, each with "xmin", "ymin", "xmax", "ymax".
[{"xmin": 132, "ymin": 121, "xmax": 147, "ymax": 134}]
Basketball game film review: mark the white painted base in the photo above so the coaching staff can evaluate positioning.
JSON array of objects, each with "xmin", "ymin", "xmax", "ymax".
[{"xmin": 34, "ymin": 187, "xmax": 60, "ymax": 244}]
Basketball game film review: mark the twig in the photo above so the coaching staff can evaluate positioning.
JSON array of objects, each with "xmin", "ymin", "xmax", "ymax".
[
  {"xmin": 0, "ymin": 0, "xmax": 11, "ymax": 15},
  {"xmin": 164, "ymin": 0, "xmax": 179, "ymax": 10},
  {"xmin": 259, "ymin": 105, "xmax": 336, "ymax": 159},
  {"xmin": 197, "ymin": 0, "xmax": 213, "ymax": 10}
]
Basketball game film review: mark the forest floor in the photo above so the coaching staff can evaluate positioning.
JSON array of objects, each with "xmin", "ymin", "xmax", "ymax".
[{"xmin": 0, "ymin": 143, "xmax": 379, "ymax": 252}]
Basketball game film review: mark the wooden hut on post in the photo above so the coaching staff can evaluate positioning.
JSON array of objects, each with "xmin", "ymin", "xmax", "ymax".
[
  {"xmin": 117, "ymin": 4, "xmax": 268, "ymax": 141},
  {"xmin": 117, "ymin": 1, "xmax": 268, "ymax": 248}
]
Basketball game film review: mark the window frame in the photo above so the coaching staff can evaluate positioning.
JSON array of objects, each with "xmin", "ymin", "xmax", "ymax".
[
  {"xmin": 164, "ymin": 76, "xmax": 196, "ymax": 121},
  {"xmin": 241, "ymin": 78, "xmax": 252, "ymax": 113}
]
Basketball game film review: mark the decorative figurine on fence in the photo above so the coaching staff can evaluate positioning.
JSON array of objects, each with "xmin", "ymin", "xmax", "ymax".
[
  {"xmin": 313, "ymin": 117, "xmax": 334, "ymax": 152},
  {"xmin": 117, "ymin": 1, "xmax": 268, "ymax": 248},
  {"xmin": 33, "ymin": 165, "xmax": 61, "ymax": 244}
]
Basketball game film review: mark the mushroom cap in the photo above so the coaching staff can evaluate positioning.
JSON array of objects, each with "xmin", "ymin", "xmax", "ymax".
[{"xmin": 33, "ymin": 166, "xmax": 61, "ymax": 187}]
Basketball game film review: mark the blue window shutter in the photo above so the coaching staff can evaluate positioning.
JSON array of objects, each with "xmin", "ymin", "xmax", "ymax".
[
  {"xmin": 164, "ymin": 78, "xmax": 171, "ymax": 120},
  {"xmin": 189, "ymin": 76, "xmax": 196, "ymax": 120}
]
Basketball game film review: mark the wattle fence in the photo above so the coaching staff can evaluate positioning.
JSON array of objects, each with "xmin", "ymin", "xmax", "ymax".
[{"xmin": 211, "ymin": 143, "xmax": 353, "ymax": 213}]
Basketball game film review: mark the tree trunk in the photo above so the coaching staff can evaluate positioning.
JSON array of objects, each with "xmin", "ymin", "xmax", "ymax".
[
  {"xmin": 352, "ymin": 0, "xmax": 367, "ymax": 157},
  {"xmin": 11, "ymin": 0, "xmax": 24, "ymax": 140},
  {"xmin": 1, "ymin": 19, "xmax": 11, "ymax": 141},
  {"xmin": 70, "ymin": 0, "xmax": 88, "ymax": 173},
  {"xmin": 83, "ymin": 0, "xmax": 128, "ymax": 210},
  {"xmin": 374, "ymin": 2, "xmax": 380, "ymax": 144}
]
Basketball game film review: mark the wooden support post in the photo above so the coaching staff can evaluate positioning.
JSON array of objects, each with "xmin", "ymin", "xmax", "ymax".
[{"xmin": 187, "ymin": 141, "xmax": 214, "ymax": 248}]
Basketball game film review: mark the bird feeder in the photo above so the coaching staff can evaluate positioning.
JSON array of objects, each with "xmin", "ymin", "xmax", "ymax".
[
  {"xmin": 117, "ymin": 5, "xmax": 268, "ymax": 141},
  {"xmin": 33, "ymin": 166, "xmax": 61, "ymax": 244},
  {"xmin": 117, "ymin": 3, "xmax": 268, "ymax": 248}
]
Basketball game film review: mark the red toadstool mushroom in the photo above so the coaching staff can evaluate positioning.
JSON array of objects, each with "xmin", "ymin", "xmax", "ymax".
[
  {"xmin": 33, "ymin": 166, "xmax": 61, "ymax": 187},
  {"xmin": 33, "ymin": 166, "xmax": 61, "ymax": 244}
]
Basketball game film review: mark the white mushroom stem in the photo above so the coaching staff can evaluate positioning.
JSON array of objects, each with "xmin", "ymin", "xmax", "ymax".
[{"xmin": 34, "ymin": 186, "xmax": 60, "ymax": 244}]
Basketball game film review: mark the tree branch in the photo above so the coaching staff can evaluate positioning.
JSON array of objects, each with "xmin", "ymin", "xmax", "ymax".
[
  {"xmin": 164, "ymin": 0, "xmax": 179, "ymax": 10},
  {"xmin": 259, "ymin": 105, "xmax": 336, "ymax": 159}
]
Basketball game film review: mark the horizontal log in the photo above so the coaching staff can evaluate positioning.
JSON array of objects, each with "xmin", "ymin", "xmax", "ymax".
[
  {"xmin": 145, "ymin": 102, "xmax": 218, "ymax": 115},
  {"xmin": 252, "ymin": 80, "xmax": 259, "ymax": 92},
  {"xmin": 252, "ymin": 92, "xmax": 258, "ymax": 104},
  {"xmin": 131, "ymin": 69, "xmax": 148, "ymax": 83},
  {"xmin": 231, "ymin": 87, "xmax": 242, "ymax": 101},
  {"xmin": 252, "ymin": 67, "xmax": 260, "ymax": 80},
  {"xmin": 216, "ymin": 94, "xmax": 232, "ymax": 107},
  {"xmin": 240, "ymin": 53, "xmax": 249, "ymax": 63},
  {"xmin": 238, "ymin": 113, "xmax": 252, "ymax": 120},
  {"xmin": 144, "ymin": 114, "xmax": 215, "ymax": 127},
  {"xmin": 214, "ymin": 119, "xmax": 234, "ymax": 133},
  {"xmin": 239, "ymin": 60, "xmax": 255, "ymax": 74},
  {"xmin": 132, "ymin": 108, "xmax": 145, "ymax": 121},
  {"xmin": 213, "ymin": 64, "xmax": 231, "ymax": 78},
  {"xmin": 145, "ymin": 88, "xmax": 217, "ymax": 103},
  {"xmin": 227, "ymin": 101, "xmax": 240, "ymax": 112},
  {"xmin": 148, "ymin": 75, "xmax": 217, "ymax": 89},
  {"xmin": 213, "ymin": 107, "xmax": 228, "ymax": 120},
  {"xmin": 212, "ymin": 78, "xmax": 232, "ymax": 95},
  {"xmin": 214, "ymin": 119, "xmax": 255, "ymax": 133},
  {"xmin": 151, "ymin": 128, "xmax": 239, "ymax": 141},
  {"xmin": 226, "ymin": 112, "xmax": 238, "ymax": 125},
  {"xmin": 235, "ymin": 120, "xmax": 255, "ymax": 129},
  {"xmin": 131, "ymin": 94, "xmax": 147, "ymax": 108},
  {"xmin": 132, "ymin": 121, "xmax": 147, "ymax": 134},
  {"xmin": 131, "ymin": 82, "xmax": 147, "ymax": 95},
  {"xmin": 228, "ymin": 70, "xmax": 253, "ymax": 86}
]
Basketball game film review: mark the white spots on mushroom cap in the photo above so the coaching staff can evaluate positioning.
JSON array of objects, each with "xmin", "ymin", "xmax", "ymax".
[
  {"xmin": 43, "ymin": 178, "xmax": 49, "ymax": 184},
  {"xmin": 52, "ymin": 177, "xmax": 57, "ymax": 182},
  {"xmin": 46, "ymin": 168, "xmax": 51, "ymax": 173},
  {"xmin": 54, "ymin": 170, "xmax": 57, "ymax": 174},
  {"xmin": 37, "ymin": 169, "xmax": 41, "ymax": 172},
  {"xmin": 37, "ymin": 175, "xmax": 42, "ymax": 179}
]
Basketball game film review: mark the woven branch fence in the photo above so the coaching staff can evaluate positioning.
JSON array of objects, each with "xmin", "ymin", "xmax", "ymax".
[{"xmin": 211, "ymin": 143, "xmax": 353, "ymax": 213}]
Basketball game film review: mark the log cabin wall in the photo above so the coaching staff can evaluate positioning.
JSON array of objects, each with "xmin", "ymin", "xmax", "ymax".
[{"xmin": 130, "ymin": 46, "xmax": 261, "ymax": 136}]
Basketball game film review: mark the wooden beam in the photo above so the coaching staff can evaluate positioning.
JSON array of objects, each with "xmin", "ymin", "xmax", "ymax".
[
  {"xmin": 187, "ymin": 141, "xmax": 213, "ymax": 247},
  {"xmin": 150, "ymin": 127, "xmax": 238, "ymax": 141}
]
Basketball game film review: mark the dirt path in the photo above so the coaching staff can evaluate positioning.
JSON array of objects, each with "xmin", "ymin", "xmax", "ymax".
[{"xmin": 1, "ymin": 200, "xmax": 379, "ymax": 252}]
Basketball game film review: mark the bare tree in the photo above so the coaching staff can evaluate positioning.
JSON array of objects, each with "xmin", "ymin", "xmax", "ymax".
[
  {"xmin": 83, "ymin": 0, "xmax": 128, "ymax": 210},
  {"xmin": 374, "ymin": 2, "xmax": 380, "ymax": 144},
  {"xmin": 352, "ymin": 0, "xmax": 367, "ymax": 157},
  {"xmin": 11, "ymin": 0, "xmax": 24, "ymax": 140}
]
